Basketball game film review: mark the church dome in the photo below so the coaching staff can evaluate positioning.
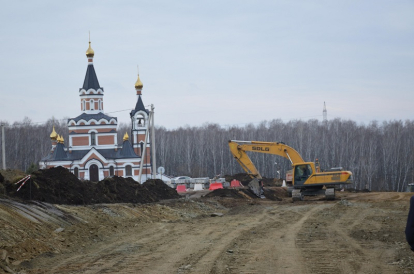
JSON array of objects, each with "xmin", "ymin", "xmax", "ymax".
[
  {"xmin": 50, "ymin": 126, "xmax": 58, "ymax": 140},
  {"xmin": 86, "ymin": 41, "xmax": 95, "ymax": 58},
  {"xmin": 135, "ymin": 74, "xmax": 143, "ymax": 89}
]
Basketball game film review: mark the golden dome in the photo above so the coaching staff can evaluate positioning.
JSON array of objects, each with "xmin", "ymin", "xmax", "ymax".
[
  {"xmin": 123, "ymin": 132, "xmax": 129, "ymax": 141},
  {"xmin": 50, "ymin": 126, "xmax": 58, "ymax": 140},
  {"xmin": 57, "ymin": 135, "xmax": 63, "ymax": 144},
  {"xmin": 86, "ymin": 41, "xmax": 95, "ymax": 58},
  {"xmin": 135, "ymin": 74, "xmax": 143, "ymax": 89}
]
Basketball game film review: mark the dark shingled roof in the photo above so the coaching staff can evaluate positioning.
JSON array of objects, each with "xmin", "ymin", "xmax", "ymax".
[
  {"xmin": 130, "ymin": 95, "xmax": 148, "ymax": 117},
  {"xmin": 83, "ymin": 64, "xmax": 101, "ymax": 90},
  {"xmin": 117, "ymin": 140, "xmax": 138, "ymax": 158},
  {"xmin": 41, "ymin": 143, "xmax": 67, "ymax": 161},
  {"xmin": 68, "ymin": 112, "xmax": 117, "ymax": 123},
  {"xmin": 52, "ymin": 143, "xmax": 67, "ymax": 161}
]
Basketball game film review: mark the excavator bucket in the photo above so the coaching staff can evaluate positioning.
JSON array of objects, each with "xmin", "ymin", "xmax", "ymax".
[{"xmin": 248, "ymin": 178, "xmax": 265, "ymax": 198}]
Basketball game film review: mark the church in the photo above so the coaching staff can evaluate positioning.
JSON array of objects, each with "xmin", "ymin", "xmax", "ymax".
[{"xmin": 39, "ymin": 41, "xmax": 152, "ymax": 182}]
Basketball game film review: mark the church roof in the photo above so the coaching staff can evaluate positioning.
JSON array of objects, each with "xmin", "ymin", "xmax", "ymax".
[
  {"xmin": 130, "ymin": 95, "xmax": 148, "ymax": 117},
  {"xmin": 117, "ymin": 140, "xmax": 138, "ymax": 158},
  {"xmin": 52, "ymin": 143, "xmax": 68, "ymax": 161},
  {"xmin": 82, "ymin": 64, "xmax": 101, "ymax": 90},
  {"xmin": 68, "ymin": 112, "xmax": 117, "ymax": 123},
  {"xmin": 41, "ymin": 143, "xmax": 67, "ymax": 161}
]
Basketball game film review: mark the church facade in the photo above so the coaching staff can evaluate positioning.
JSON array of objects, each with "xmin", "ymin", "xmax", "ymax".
[{"xmin": 39, "ymin": 41, "xmax": 152, "ymax": 182}]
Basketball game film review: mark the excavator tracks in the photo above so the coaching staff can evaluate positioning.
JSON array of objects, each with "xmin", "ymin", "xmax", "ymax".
[
  {"xmin": 291, "ymin": 188, "xmax": 336, "ymax": 201},
  {"xmin": 292, "ymin": 189, "xmax": 303, "ymax": 201},
  {"xmin": 325, "ymin": 188, "xmax": 335, "ymax": 200}
]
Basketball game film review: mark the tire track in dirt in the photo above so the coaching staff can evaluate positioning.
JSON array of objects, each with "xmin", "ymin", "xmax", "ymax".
[
  {"xmin": 180, "ymin": 207, "xmax": 272, "ymax": 274},
  {"xmin": 27, "ymin": 206, "xmax": 268, "ymax": 274},
  {"xmin": 206, "ymin": 203, "xmax": 331, "ymax": 274},
  {"xmin": 295, "ymin": 200, "xmax": 406, "ymax": 274}
]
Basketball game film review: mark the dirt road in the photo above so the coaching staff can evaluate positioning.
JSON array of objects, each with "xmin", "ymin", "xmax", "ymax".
[{"xmin": 1, "ymin": 191, "xmax": 414, "ymax": 274}]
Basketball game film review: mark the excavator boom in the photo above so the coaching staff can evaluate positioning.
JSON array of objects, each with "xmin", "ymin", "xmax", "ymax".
[{"xmin": 228, "ymin": 140, "xmax": 304, "ymax": 178}]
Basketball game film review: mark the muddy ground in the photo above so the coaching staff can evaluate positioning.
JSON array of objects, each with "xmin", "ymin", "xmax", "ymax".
[{"xmin": 1, "ymin": 188, "xmax": 414, "ymax": 274}]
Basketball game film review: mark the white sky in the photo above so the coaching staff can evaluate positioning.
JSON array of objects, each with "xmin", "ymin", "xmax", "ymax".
[{"xmin": 0, "ymin": 0, "xmax": 413, "ymax": 129}]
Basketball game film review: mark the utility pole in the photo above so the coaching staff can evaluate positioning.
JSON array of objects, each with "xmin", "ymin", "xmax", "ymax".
[
  {"xmin": 138, "ymin": 111, "xmax": 152, "ymax": 184},
  {"xmin": 1, "ymin": 124, "xmax": 5, "ymax": 170},
  {"xmin": 150, "ymin": 104, "xmax": 157, "ymax": 179},
  {"xmin": 323, "ymin": 101, "xmax": 327, "ymax": 122}
]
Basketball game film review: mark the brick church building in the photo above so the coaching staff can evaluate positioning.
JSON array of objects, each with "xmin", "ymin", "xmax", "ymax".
[{"xmin": 39, "ymin": 41, "xmax": 152, "ymax": 182}]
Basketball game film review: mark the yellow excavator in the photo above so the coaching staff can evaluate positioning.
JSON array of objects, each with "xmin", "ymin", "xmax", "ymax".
[{"xmin": 228, "ymin": 140, "xmax": 353, "ymax": 201}]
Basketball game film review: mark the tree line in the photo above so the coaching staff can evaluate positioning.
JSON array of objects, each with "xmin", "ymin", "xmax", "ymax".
[{"xmin": 1, "ymin": 117, "xmax": 413, "ymax": 191}]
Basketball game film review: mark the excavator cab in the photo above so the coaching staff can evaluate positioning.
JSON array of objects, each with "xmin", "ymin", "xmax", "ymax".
[{"xmin": 293, "ymin": 164, "xmax": 314, "ymax": 186}]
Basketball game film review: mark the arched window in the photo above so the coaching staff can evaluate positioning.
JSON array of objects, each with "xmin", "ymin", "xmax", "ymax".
[
  {"xmin": 140, "ymin": 142, "xmax": 144, "ymax": 156},
  {"xmin": 74, "ymin": 167, "xmax": 79, "ymax": 177},
  {"xmin": 90, "ymin": 99, "xmax": 94, "ymax": 110},
  {"xmin": 109, "ymin": 166, "xmax": 114, "ymax": 176},
  {"xmin": 98, "ymin": 99, "xmax": 101, "ymax": 110},
  {"xmin": 125, "ymin": 165, "xmax": 132, "ymax": 176},
  {"xmin": 91, "ymin": 132, "xmax": 96, "ymax": 145}
]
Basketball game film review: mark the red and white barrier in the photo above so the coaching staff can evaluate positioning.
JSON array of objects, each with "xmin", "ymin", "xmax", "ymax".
[{"xmin": 15, "ymin": 175, "xmax": 31, "ymax": 192}]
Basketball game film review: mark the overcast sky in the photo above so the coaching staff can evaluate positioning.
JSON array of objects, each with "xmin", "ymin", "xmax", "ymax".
[{"xmin": 0, "ymin": 0, "xmax": 413, "ymax": 129}]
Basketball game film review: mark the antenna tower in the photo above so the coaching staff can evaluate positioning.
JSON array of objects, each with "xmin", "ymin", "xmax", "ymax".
[{"xmin": 323, "ymin": 102, "xmax": 327, "ymax": 122}]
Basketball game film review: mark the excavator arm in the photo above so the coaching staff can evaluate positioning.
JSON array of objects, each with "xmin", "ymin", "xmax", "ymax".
[{"xmin": 228, "ymin": 140, "xmax": 304, "ymax": 179}]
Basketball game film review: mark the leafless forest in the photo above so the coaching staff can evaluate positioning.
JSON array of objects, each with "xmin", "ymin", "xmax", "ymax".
[{"xmin": 1, "ymin": 117, "xmax": 413, "ymax": 191}]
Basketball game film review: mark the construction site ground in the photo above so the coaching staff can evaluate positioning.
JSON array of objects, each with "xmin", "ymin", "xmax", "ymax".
[{"xmin": 1, "ymin": 188, "xmax": 414, "ymax": 274}]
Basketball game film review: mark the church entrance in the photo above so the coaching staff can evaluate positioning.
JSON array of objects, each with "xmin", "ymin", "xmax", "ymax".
[{"xmin": 89, "ymin": 164, "xmax": 99, "ymax": 182}]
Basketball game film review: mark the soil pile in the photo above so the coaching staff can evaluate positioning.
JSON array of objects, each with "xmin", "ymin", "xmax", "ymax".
[
  {"xmin": 143, "ymin": 179, "xmax": 180, "ymax": 200},
  {"xmin": 205, "ymin": 189, "xmax": 257, "ymax": 199},
  {"xmin": 263, "ymin": 187, "xmax": 287, "ymax": 200},
  {"xmin": 0, "ymin": 169, "xmax": 26, "ymax": 182},
  {"xmin": 224, "ymin": 173, "xmax": 281, "ymax": 187},
  {"xmin": 1, "ymin": 167, "xmax": 179, "ymax": 205},
  {"xmin": 205, "ymin": 187, "xmax": 286, "ymax": 201},
  {"xmin": 224, "ymin": 173, "xmax": 252, "ymax": 186}
]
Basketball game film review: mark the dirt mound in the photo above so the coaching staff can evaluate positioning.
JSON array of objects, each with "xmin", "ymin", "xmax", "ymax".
[
  {"xmin": 224, "ymin": 173, "xmax": 252, "ymax": 185},
  {"xmin": 1, "ymin": 167, "xmax": 179, "ymax": 205},
  {"xmin": 224, "ymin": 173, "xmax": 280, "ymax": 187},
  {"xmin": 143, "ymin": 179, "xmax": 181, "ymax": 200},
  {"xmin": 204, "ymin": 187, "xmax": 286, "ymax": 201},
  {"xmin": 345, "ymin": 188, "xmax": 371, "ymax": 193},
  {"xmin": 261, "ymin": 177, "xmax": 282, "ymax": 187},
  {"xmin": 204, "ymin": 189, "xmax": 257, "ymax": 199},
  {"xmin": 263, "ymin": 187, "xmax": 287, "ymax": 201},
  {"xmin": 0, "ymin": 169, "xmax": 26, "ymax": 183}
]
